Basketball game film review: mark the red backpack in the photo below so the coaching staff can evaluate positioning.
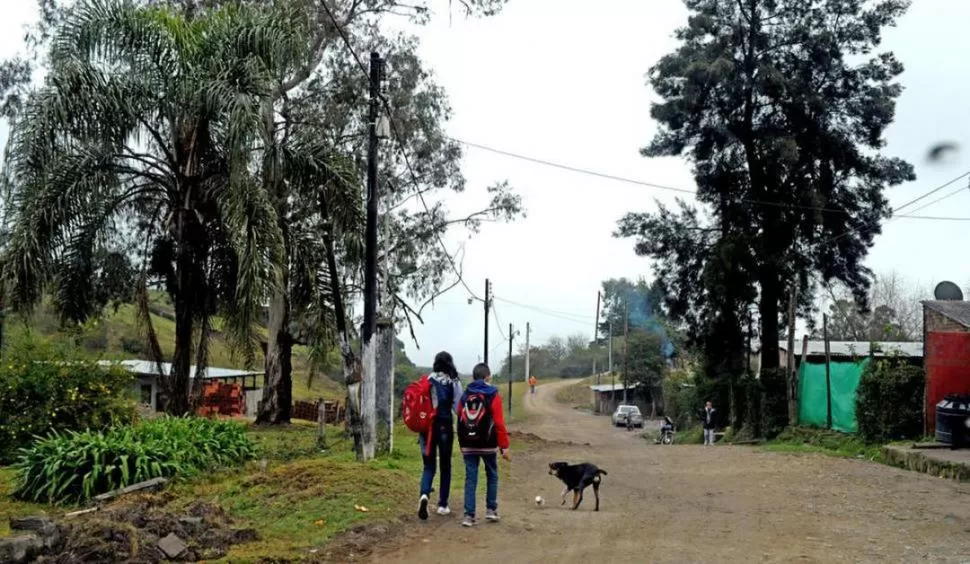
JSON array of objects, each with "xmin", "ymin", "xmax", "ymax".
[{"xmin": 401, "ymin": 375, "xmax": 435, "ymax": 455}]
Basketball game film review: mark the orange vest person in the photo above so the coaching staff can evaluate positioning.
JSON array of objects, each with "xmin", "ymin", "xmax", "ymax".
[{"xmin": 528, "ymin": 375, "xmax": 537, "ymax": 394}]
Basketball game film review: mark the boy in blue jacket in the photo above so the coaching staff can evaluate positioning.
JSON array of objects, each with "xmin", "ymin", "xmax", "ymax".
[{"xmin": 456, "ymin": 363, "xmax": 511, "ymax": 527}]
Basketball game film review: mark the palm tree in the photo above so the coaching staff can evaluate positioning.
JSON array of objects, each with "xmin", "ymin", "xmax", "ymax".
[{"xmin": 1, "ymin": 0, "xmax": 304, "ymax": 414}]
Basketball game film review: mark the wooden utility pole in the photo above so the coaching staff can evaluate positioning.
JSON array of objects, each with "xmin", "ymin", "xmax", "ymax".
[
  {"xmin": 524, "ymin": 322, "xmax": 531, "ymax": 385},
  {"xmin": 484, "ymin": 279, "xmax": 490, "ymax": 365},
  {"xmin": 823, "ymin": 313, "xmax": 832, "ymax": 429},
  {"xmin": 593, "ymin": 291, "xmax": 601, "ymax": 377},
  {"xmin": 786, "ymin": 287, "xmax": 798, "ymax": 426},
  {"xmin": 623, "ymin": 298, "xmax": 630, "ymax": 404},
  {"xmin": 375, "ymin": 318, "xmax": 395, "ymax": 454}
]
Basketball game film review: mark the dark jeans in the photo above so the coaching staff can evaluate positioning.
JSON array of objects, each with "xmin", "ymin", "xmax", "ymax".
[
  {"xmin": 419, "ymin": 422, "xmax": 453, "ymax": 508},
  {"xmin": 463, "ymin": 453, "xmax": 498, "ymax": 518}
]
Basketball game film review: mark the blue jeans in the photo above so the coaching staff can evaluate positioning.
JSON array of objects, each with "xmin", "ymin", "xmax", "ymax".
[
  {"xmin": 419, "ymin": 422, "xmax": 453, "ymax": 508},
  {"xmin": 463, "ymin": 453, "xmax": 498, "ymax": 518}
]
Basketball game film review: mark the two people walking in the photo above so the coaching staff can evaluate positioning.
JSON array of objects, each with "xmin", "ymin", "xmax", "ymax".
[{"xmin": 417, "ymin": 352, "xmax": 511, "ymax": 527}]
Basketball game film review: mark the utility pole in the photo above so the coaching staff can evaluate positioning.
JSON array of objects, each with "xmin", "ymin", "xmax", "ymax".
[
  {"xmin": 606, "ymin": 320, "xmax": 613, "ymax": 387},
  {"xmin": 623, "ymin": 298, "xmax": 630, "ymax": 404},
  {"xmin": 524, "ymin": 322, "xmax": 531, "ymax": 385},
  {"xmin": 593, "ymin": 291, "xmax": 601, "ymax": 378},
  {"xmin": 359, "ymin": 51, "xmax": 384, "ymax": 461},
  {"xmin": 508, "ymin": 323, "xmax": 513, "ymax": 415},
  {"xmin": 484, "ymin": 279, "xmax": 490, "ymax": 365}
]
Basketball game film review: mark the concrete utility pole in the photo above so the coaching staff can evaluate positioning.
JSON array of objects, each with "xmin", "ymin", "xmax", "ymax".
[
  {"xmin": 524, "ymin": 322, "xmax": 531, "ymax": 384},
  {"xmin": 607, "ymin": 320, "xmax": 613, "ymax": 383},
  {"xmin": 359, "ymin": 51, "xmax": 385, "ymax": 461},
  {"xmin": 508, "ymin": 323, "xmax": 514, "ymax": 414}
]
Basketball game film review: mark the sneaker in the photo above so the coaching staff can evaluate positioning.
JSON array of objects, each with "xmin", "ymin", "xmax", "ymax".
[
  {"xmin": 436, "ymin": 506, "xmax": 451, "ymax": 516},
  {"xmin": 485, "ymin": 509, "xmax": 500, "ymax": 522},
  {"xmin": 418, "ymin": 494, "xmax": 429, "ymax": 521},
  {"xmin": 460, "ymin": 515, "xmax": 476, "ymax": 527}
]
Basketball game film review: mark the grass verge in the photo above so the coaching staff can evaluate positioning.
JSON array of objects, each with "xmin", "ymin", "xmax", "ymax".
[
  {"xmin": 555, "ymin": 376, "xmax": 594, "ymax": 410},
  {"xmin": 764, "ymin": 427, "xmax": 883, "ymax": 461}
]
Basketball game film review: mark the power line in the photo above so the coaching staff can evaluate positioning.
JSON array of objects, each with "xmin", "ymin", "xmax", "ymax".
[
  {"xmin": 903, "ymin": 180, "xmax": 970, "ymax": 216},
  {"xmin": 492, "ymin": 302, "xmax": 508, "ymax": 341},
  {"xmin": 454, "ymin": 137, "xmax": 970, "ymax": 220},
  {"xmin": 492, "ymin": 296, "xmax": 594, "ymax": 325},
  {"xmin": 891, "ymin": 171, "xmax": 970, "ymax": 214}
]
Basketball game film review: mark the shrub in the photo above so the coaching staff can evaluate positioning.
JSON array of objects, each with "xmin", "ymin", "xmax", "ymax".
[
  {"xmin": 856, "ymin": 358, "xmax": 924, "ymax": 444},
  {"xmin": 14, "ymin": 417, "xmax": 257, "ymax": 504},
  {"xmin": 662, "ymin": 370, "xmax": 699, "ymax": 432},
  {"xmin": 0, "ymin": 344, "xmax": 136, "ymax": 464}
]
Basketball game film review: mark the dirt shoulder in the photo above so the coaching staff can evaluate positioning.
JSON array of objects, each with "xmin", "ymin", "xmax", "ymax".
[{"xmin": 352, "ymin": 379, "xmax": 970, "ymax": 564}]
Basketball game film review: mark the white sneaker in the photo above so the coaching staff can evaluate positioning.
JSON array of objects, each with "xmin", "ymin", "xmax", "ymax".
[
  {"xmin": 485, "ymin": 509, "xmax": 500, "ymax": 522},
  {"xmin": 436, "ymin": 506, "xmax": 451, "ymax": 516}
]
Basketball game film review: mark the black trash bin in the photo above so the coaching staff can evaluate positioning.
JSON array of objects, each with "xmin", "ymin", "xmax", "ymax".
[{"xmin": 936, "ymin": 394, "xmax": 970, "ymax": 447}]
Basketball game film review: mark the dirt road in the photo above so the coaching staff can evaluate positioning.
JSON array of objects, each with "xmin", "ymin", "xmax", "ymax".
[{"xmin": 366, "ymin": 380, "xmax": 970, "ymax": 563}]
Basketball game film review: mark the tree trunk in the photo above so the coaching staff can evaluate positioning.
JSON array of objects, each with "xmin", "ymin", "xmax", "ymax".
[
  {"xmin": 320, "ymin": 191, "xmax": 364, "ymax": 460},
  {"xmin": 256, "ymin": 285, "xmax": 293, "ymax": 424},
  {"xmin": 759, "ymin": 273, "xmax": 782, "ymax": 372},
  {"xmin": 169, "ymin": 255, "xmax": 196, "ymax": 415}
]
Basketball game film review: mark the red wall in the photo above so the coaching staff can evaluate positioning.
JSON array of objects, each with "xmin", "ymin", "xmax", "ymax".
[{"xmin": 925, "ymin": 331, "xmax": 970, "ymax": 433}]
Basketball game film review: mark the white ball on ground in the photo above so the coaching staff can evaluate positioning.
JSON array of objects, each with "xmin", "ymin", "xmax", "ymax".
[{"xmin": 535, "ymin": 496, "xmax": 544, "ymax": 506}]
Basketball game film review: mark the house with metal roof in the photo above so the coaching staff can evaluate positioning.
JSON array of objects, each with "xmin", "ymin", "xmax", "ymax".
[{"xmin": 99, "ymin": 359, "xmax": 263, "ymax": 413}]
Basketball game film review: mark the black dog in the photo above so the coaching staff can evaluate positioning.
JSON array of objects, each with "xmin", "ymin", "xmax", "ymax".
[{"xmin": 548, "ymin": 462, "xmax": 608, "ymax": 511}]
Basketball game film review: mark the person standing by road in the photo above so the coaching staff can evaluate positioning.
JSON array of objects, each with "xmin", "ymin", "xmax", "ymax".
[
  {"xmin": 701, "ymin": 401, "xmax": 717, "ymax": 446},
  {"xmin": 417, "ymin": 351, "xmax": 463, "ymax": 520},
  {"xmin": 528, "ymin": 374, "xmax": 537, "ymax": 394}
]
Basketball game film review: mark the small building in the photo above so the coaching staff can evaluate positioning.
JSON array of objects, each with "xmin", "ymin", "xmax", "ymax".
[
  {"xmin": 589, "ymin": 382, "xmax": 646, "ymax": 415},
  {"xmin": 99, "ymin": 360, "xmax": 263, "ymax": 414},
  {"xmin": 922, "ymin": 300, "xmax": 970, "ymax": 434}
]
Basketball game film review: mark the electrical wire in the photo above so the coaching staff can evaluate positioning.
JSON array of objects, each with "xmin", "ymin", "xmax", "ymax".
[
  {"xmin": 492, "ymin": 296, "xmax": 594, "ymax": 326},
  {"xmin": 453, "ymin": 138, "xmax": 970, "ymax": 220}
]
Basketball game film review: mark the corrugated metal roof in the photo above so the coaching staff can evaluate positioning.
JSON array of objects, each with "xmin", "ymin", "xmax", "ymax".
[
  {"xmin": 923, "ymin": 300, "xmax": 970, "ymax": 328},
  {"xmin": 778, "ymin": 340, "xmax": 922, "ymax": 358},
  {"xmin": 590, "ymin": 383, "xmax": 639, "ymax": 393},
  {"xmin": 98, "ymin": 360, "xmax": 262, "ymax": 379}
]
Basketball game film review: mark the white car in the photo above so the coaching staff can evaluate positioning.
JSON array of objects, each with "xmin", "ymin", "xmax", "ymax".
[{"xmin": 612, "ymin": 405, "xmax": 644, "ymax": 428}]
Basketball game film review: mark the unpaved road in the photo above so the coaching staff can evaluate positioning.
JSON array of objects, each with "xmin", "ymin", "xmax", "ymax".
[{"xmin": 366, "ymin": 380, "xmax": 970, "ymax": 563}]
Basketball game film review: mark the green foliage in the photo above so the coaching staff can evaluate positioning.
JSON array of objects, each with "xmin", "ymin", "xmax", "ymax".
[
  {"xmin": 856, "ymin": 358, "xmax": 924, "ymax": 444},
  {"xmin": 769, "ymin": 427, "xmax": 883, "ymax": 462},
  {"xmin": 618, "ymin": 0, "xmax": 915, "ymax": 380},
  {"xmin": 0, "ymin": 340, "xmax": 136, "ymax": 464},
  {"xmin": 662, "ymin": 370, "xmax": 698, "ymax": 432},
  {"xmin": 14, "ymin": 417, "xmax": 256, "ymax": 504}
]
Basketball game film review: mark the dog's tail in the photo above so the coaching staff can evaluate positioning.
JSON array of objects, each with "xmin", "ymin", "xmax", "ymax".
[{"xmin": 596, "ymin": 469, "xmax": 608, "ymax": 476}]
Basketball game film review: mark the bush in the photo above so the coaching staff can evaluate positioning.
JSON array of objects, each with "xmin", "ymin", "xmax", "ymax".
[
  {"xmin": 0, "ymin": 344, "xmax": 136, "ymax": 464},
  {"xmin": 14, "ymin": 417, "xmax": 257, "ymax": 504},
  {"xmin": 662, "ymin": 370, "xmax": 699, "ymax": 431},
  {"xmin": 856, "ymin": 358, "xmax": 924, "ymax": 444}
]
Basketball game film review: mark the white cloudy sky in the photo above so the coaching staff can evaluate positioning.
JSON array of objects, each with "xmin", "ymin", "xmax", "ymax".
[{"xmin": 3, "ymin": 1, "xmax": 969, "ymax": 372}]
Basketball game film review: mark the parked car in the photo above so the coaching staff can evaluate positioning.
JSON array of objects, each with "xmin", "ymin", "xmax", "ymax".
[{"xmin": 611, "ymin": 405, "xmax": 643, "ymax": 428}]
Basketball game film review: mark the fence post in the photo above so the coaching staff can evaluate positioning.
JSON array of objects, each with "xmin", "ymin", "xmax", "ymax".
[
  {"xmin": 823, "ymin": 314, "xmax": 832, "ymax": 429},
  {"xmin": 375, "ymin": 318, "xmax": 395, "ymax": 455},
  {"xmin": 316, "ymin": 402, "xmax": 327, "ymax": 449}
]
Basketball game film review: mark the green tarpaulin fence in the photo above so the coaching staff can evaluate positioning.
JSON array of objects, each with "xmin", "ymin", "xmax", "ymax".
[{"xmin": 797, "ymin": 358, "xmax": 869, "ymax": 433}]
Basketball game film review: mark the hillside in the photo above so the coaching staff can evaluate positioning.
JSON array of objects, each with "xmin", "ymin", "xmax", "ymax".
[{"xmin": 2, "ymin": 292, "xmax": 352, "ymax": 402}]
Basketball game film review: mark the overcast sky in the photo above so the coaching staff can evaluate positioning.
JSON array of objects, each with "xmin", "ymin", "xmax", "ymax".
[{"xmin": 3, "ymin": 1, "xmax": 969, "ymax": 372}]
